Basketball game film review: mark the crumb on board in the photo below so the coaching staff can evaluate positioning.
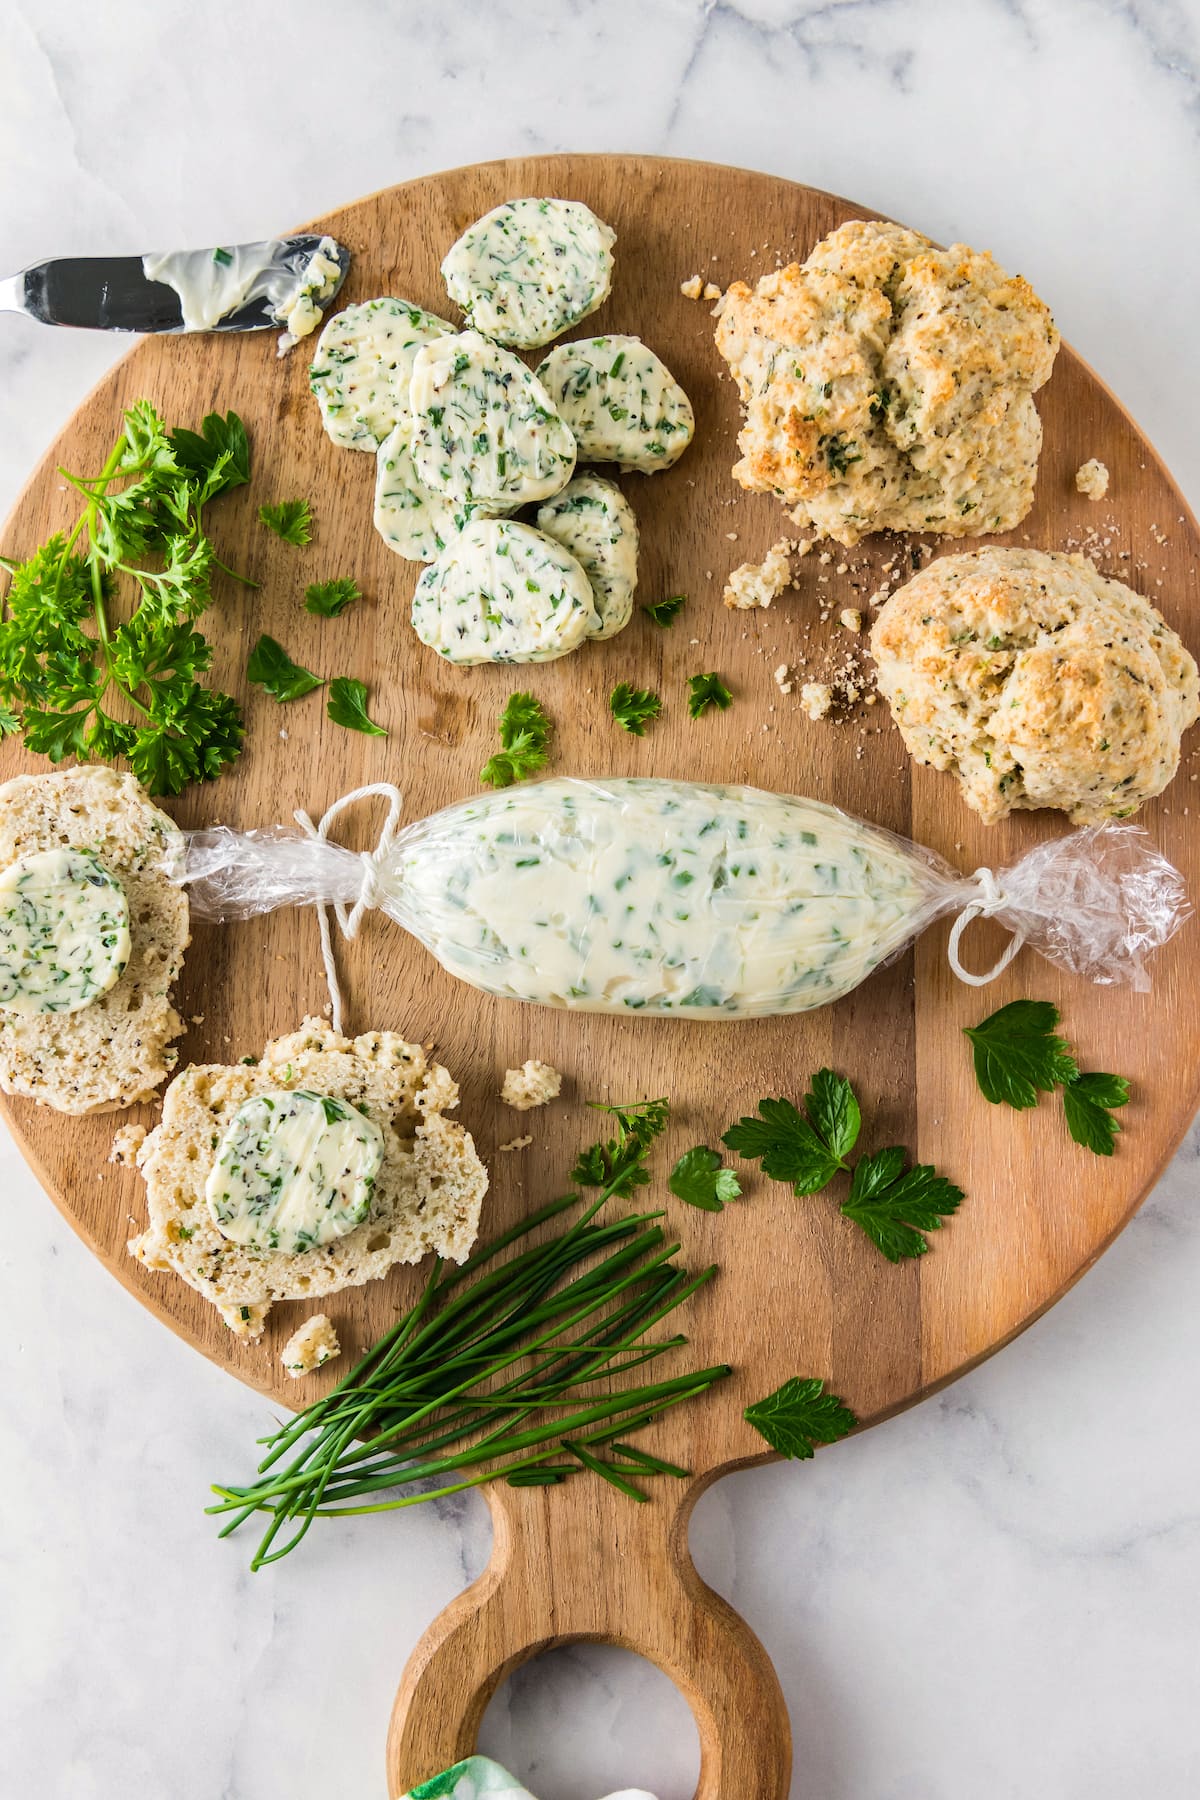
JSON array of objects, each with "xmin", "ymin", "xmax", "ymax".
[
  {"xmin": 800, "ymin": 681, "xmax": 833, "ymax": 721},
  {"xmin": 839, "ymin": 608, "xmax": 863, "ymax": 633},
  {"xmin": 1075, "ymin": 458, "xmax": 1110, "ymax": 501},
  {"xmin": 499, "ymin": 1135, "xmax": 534, "ymax": 1153},
  {"xmin": 501, "ymin": 1059, "xmax": 563, "ymax": 1111},
  {"xmin": 773, "ymin": 662, "xmax": 793, "ymax": 696},
  {"xmin": 109, "ymin": 1123, "xmax": 148, "ymax": 1167},
  {"xmin": 724, "ymin": 539, "xmax": 795, "ymax": 610},
  {"xmin": 281, "ymin": 1313, "xmax": 340, "ymax": 1378},
  {"xmin": 680, "ymin": 274, "xmax": 703, "ymax": 300},
  {"xmin": 703, "ymin": 282, "xmax": 722, "ymax": 301}
]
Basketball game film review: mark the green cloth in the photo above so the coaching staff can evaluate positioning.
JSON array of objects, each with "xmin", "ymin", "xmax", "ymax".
[{"xmin": 402, "ymin": 1754, "xmax": 658, "ymax": 1800}]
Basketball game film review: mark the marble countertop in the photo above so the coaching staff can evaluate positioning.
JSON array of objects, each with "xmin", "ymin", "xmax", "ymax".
[{"xmin": 2, "ymin": 3, "xmax": 1198, "ymax": 1796}]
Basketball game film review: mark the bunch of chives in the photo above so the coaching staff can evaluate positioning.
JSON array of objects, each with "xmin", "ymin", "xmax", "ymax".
[{"xmin": 210, "ymin": 1173, "xmax": 730, "ymax": 1569}]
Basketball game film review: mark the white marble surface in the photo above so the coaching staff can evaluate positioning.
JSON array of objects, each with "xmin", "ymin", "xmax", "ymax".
[{"xmin": 1, "ymin": 2, "xmax": 1199, "ymax": 1796}]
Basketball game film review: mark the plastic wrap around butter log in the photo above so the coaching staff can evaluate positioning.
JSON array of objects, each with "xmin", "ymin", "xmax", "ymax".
[{"xmin": 180, "ymin": 778, "xmax": 1189, "ymax": 1018}]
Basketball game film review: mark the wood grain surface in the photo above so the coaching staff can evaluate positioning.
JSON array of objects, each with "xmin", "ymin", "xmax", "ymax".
[{"xmin": 2, "ymin": 157, "xmax": 1197, "ymax": 1797}]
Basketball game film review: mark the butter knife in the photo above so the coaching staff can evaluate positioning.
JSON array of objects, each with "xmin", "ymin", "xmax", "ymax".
[{"xmin": 0, "ymin": 233, "xmax": 349, "ymax": 334}]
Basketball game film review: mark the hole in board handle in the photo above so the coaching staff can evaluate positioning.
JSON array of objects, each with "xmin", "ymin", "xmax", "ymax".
[{"xmin": 477, "ymin": 1643, "xmax": 701, "ymax": 1800}]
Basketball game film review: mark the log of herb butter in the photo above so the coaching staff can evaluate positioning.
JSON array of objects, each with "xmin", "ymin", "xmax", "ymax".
[{"xmin": 182, "ymin": 778, "xmax": 1190, "ymax": 1018}]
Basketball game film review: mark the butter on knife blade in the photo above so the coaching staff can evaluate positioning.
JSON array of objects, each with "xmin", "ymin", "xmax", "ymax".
[{"xmin": 0, "ymin": 233, "xmax": 348, "ymax": 348}]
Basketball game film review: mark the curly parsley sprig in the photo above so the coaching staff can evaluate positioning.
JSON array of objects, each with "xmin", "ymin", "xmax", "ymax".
[
  {"xmin": 0, "ymin": 402, "xmax": 250, "ymax": 795},
  {"xmin": 610, "ymin": 682, "xmax": 662, "ymax": 736},
  {"xmin": 480, "ymin": 692, "xmax": 553, "ymax": 788}
]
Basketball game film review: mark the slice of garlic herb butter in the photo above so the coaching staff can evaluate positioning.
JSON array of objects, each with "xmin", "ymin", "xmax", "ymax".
[
  {"xmin": 440, "ymin": 198, "xmax": 616, "ymax": 350},
  {"xmin": 205, "ymin": 1089, "xmax": 384, "ymax": 1256},
  {"xmin": 374, "ymin": 423, "xmax": 515, "ymax": 564},
  {"xmin": 410, "ymin": 331, "xmax": 577, "ymax": 507},
  {"xmin": 0, "ymin": 848, "xmax": 130, "ymax": 1016},
  {"xmin": 536, "ymin": 473, "xmax": 639, "ymax": 639},
  {"xmin": 536, "ymin": 335, "xmax": 695, "ymax": 473},
  {"xmin": 412, "ymin": 519, "xmax": 598, "ymax": 665},
  {"xmin": 310, "ymin": 297, "xmax": 455, "ymax": 451}
]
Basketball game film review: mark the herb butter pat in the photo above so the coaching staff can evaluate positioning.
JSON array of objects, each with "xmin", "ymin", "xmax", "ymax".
[
  {"xmin": 375, "ymin": 423, "xmax": 513, "ymax": 564},
  {"xmin": 536, "ymin": 335, "xmax": 694, "ymax": 473},
  {"xmin": 0, "ymin": 848, "xmax": 131, "ymax": 1016},
  {"xmin": 410, "ymin": 331, "xmax": 577, "ymax": 506},
  {"xmin": 310, "ymin": 297, "xmax": 455, "ymax": 451},
  {"xmin": 536, "ymin": 473, "xmax": 639, "ymax": 638},
  {"xmin": 412, "ymin": 519, "xmax": 597, "ymax": 664},
  {"xmin": 205, "ymin": 1089, "xmax": 384, "ymax": 1256},
  {"xmin": 440, "ymin": 198, "xmax": 616, "ymax": 350}
]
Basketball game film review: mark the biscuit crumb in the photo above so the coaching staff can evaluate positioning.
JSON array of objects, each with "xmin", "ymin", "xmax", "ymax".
[
  {"xmin": 773, "ymin": 662, "xmax": 793, "ymax": 695},
  {"xmin": 800, "ymin": 681, "xmax": 833, "ymax": 721},
  {"xmin": 501, "ymin": 1059, "xmax": 563, "ymax": 1111},
  {"xmin": 839, "ymin": 608, "xmax": 863, "ymax": 633},
  {"xmin": 723, "ymin": 540, "xmax": 794, "ymax": 610},
  {"xmin": 499, "ymin": 1135, "xmax": 533, "ymax": 1152},
  {"xmin": 679, "ymin": 275, "xmax": 703, "ymax": 300},
  {"xmin": 110, "ymin": 1123, "xmax": 147, "ymax": 1167},
  {"xmin": 1075, "ymin": 458, "xmax": 1109, "ymax": 501},
  {"xmin": 281, "ymin": 1313, "xmax": 340, "ymax": 1378},
  {"xmin": 703, "ymin": 282, "xmax": 722, "ymax": 302}
]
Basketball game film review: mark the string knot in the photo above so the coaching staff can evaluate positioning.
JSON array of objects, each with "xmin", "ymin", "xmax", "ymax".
[
  {"xmin": 293, "ymin": 783, "xmax": 404, "ymax": 1031},
  {"xmin": 946, "ymin": 865, "xmax": 1025, "ymax": 987}
]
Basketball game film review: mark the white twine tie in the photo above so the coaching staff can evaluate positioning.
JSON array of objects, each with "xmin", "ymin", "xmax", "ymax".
[
  {"xmin": 293, "ymin": 783, "xmax": 405, "ymax": 1033},
  {"xmin": 946, "ymin": 866, "xmax": 1026, "ymax": 986}
]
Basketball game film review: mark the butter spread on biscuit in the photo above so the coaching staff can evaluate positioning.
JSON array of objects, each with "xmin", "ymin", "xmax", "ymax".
[
  {"xmin": 0, "ymin": 847, "xmax": 131, "ymax": 1016},
  {"xmin": 205, "ymin": 1090, "xmax": 383, "ymax": 1255}
]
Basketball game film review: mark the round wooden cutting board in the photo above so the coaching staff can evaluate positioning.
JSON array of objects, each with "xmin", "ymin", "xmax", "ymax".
[{"xmin": 3, "ymin": 157, "xmax": 1198, "ymax": 1797}]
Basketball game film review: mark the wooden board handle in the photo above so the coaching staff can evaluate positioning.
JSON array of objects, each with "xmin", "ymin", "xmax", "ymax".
[{"xmin": 386, "ymin": 1479, "xmax": 790, "ymax": 1798}]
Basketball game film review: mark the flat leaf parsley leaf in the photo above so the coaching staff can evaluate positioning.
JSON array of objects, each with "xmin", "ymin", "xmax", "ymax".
[
  {"xmin": 304, "ymin": 577, "xmax": 361, "ymax": 618},
  {"xmin": 610, "ymin": 682, "xmax": 662, "ymax": 736},
  {"xmin": 258, "ymin": 498, "xmax": 312, "ymax": 546},
  {"xmin": 643, "ymin": 594, "xmax": 686, "ymax": 628},
  {"xmin": 745, "ymin": 1377, "xmax": 857, "ymax": 1459},
  {"xmin": 246, "ymin": 634, "xmax": 323, "ymax": 703},
  {"xmin": 965, "ymin": 998, "xmax": 1130, "ymax": 1156},
  {"xmin": 687, "ymin": 671, "xmax": 733, "ymax": 718},
  {"xmin": 327, "ymin": 676, "xmax": 386, "ymax": 736},
  {"xmin": 669, "ymin": 1146, "xmax": 743, "ymax": 1212},
  {"xmin": 480, "ymin": 691, "xmax": 552, "ymax": 788},
  {"xmin": 1062, "ymin": 1072, "xmax": 1130, "ymax": 1156},
  {"xmin": 168, "ymin": 411, "xmax": 250, "ymax": 494},
  {"xmin": 840, "ymin": 1148, "xmax": 964, "ymax": 1262},
  {"xmin": 722, "ymin": 1069, "xmax": 859, "ymax": 1194},
  {"xmin": 724, "ymin": 1069, "xmax": 961, "ymax": 1261},
  {"xmin": 963, "ymin": 999, "xmax": 1078, "ymax": 1108}
]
